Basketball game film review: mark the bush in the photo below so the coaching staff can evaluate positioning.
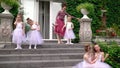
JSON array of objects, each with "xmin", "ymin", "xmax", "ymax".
[
  {"xmin": 97, "ymin": 41, "xmax": 120, "ymax": 68},
  {"xmin": 65, "ymin": 0, "xmax": 120, "ymax": 42},
  {"xmin": 76, "ymin": 3, "xmax": 94, "ymax": 16},
  {"xmin": 0, "ymin": 0, "xmax": 19, "ymax": 7}
]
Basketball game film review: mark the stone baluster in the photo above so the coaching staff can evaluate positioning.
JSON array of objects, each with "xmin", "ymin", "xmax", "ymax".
[
  {"xmin": 0, "ymin": 13, "xmax": 14, "ymax": 48},
  {"xmin": 79, "ymin": 18, "xmax": 92, "ymax": 43}
]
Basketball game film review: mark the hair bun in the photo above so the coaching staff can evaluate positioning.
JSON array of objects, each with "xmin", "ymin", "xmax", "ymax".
[{"xmin": 62, "ymin": 2, "xmax": 67, "ymax": 8}]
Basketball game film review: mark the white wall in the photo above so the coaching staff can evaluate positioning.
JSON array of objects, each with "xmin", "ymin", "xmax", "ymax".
[
  {"xmin": 21, "ymin": 0, "xmax": 62, "ymax": 39},
  {"xmin": 49, "ymin": 1, "xmax": 61, "ymax": 39},
  {"xmin": 21, "ymin": 0, "xmax": 38, "ymax": 22}
]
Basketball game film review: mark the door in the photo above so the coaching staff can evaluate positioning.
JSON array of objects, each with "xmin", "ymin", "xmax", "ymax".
[{"xmin": 39, "ymin": 1, "xmax": 50, "ymax": 39}]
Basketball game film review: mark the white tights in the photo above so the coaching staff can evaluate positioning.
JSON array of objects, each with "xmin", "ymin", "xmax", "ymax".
[{"xmin": 29, "ymin": 44, "xmax": 37, "ymax": 49}]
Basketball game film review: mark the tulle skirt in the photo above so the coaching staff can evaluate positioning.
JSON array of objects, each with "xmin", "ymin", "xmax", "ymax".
[
  {"xmin": 12, "ymin": 28, "xmax": 25, "ymax": 44},
  {"xmin": 26, "ymin": 30, "xmax": 43, "ymax": 45},
  {"xmin": 64, "ymin": 29, "xmax": 75, "ymax": 39},
  {"xmin": 73, "ymin": 61, "xmax": 111, "ymax": 68},
  {"xmin": 94, "ymin": 61, "xmax": 112, "ymax": 68},
  {"xmin": 73, "ymin": 61, "xmax": 95, "ymax": 68}
]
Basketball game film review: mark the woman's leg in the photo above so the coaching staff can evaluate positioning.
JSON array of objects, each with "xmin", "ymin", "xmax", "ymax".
[{"xmin": 57, "ymin": 34, "xmax": 61, "ymax": 44}]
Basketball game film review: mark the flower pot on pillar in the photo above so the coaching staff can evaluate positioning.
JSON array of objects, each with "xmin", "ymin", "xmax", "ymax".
[
  {"xmin": 76, "ymin": 3, "xmax": 94, "ymax": 43},
  {"xmin": 1, "ymin": 2, "xmax": 12, "ymax": 14},
  {"xmin": 80, "ymin": 9, "xmax": 92, "ymax": 43},
  {"xmin": 81, "ymin": 8, "xmax": 89, "ymax": 19}
]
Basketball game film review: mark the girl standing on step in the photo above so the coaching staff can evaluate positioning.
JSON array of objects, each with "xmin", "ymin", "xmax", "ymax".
[
  {"xmin": 26, "ymin": 18, "xmax": 43, "ymax": 49},
  {"xmin": 63, "ymin": 15, "xmax": 75, "ymax": 44},
  {"xmin": 12, "ymin": 14, "xmax": 25, "ymax": 49}
]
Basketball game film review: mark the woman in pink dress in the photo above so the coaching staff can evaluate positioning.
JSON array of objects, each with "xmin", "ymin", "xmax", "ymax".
[{"xmin": 54, "ymin": 3, "xmax": 69, "ymax": 44}]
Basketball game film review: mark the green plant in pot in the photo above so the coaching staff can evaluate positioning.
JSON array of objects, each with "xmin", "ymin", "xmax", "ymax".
[
  {"xmin": 0, "ymin": 0, "xmax": 19, "ymax": 14},
  {"xmin": 76, "ymin": 3, "xmax": 94, "ymax": 19}
]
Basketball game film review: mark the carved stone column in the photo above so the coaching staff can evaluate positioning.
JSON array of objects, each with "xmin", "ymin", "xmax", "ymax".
[
  {"xmin": 79, "ymin": 18, "xmax": 92, "ymax": 43},
  {"xmin": 0, "ymin": 14, "xmax": 14, "ymax": 48}
]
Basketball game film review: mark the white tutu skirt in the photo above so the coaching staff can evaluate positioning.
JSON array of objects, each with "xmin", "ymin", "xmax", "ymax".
[
  {"xmin": 26, "ymin": 30, "xmax": 43, "ymax": 45},
  {"xmin": 12, "ymin": 28, "xmax": 25, "ymax": 44},
  {"xmin": 94, "ymin": 61, "xmax": 112, "ymax": 68},
  {"xmin": 73, "ymin": 61, "xmax": 95, "ymax": 68},
  {"xmin": 64, "ymin": 29, "xmax": 75, "ymax": 39},
  {"xmin": 73, "ymin": 61, "xmax": 112, "ymax": 68}
]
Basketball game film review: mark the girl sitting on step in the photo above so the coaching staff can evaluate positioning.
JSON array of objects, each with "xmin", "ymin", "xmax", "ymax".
[{"xmin": 73, "ymin": 44, "xmax": 111, "ymax": 68}]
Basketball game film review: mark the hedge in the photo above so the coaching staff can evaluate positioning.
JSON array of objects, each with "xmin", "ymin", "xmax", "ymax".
[
  {"xmin": 65, "ymin": 0, "xmax": 120, "ymax": 42},
  {"xmin": 97, "ymin": 41, "xmax": 120, "ymax": 68}
]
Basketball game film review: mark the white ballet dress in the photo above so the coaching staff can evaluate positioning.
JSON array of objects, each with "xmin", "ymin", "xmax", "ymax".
[
  {"xmin": 12, "ymin": 22, "xmax": 25, "ymax": 44},
  {"xmin": 27, "ymin": 24, "xmax": 43, "ymax": 45},
  {"xmin": 64, "ymin": 22, "xmax": 75, "ymax": 39}
]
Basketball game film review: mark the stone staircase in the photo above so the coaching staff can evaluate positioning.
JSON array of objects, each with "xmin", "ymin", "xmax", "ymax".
[{"xmin": 0, "ymin": 43, "xmax": 84, "ymax": 68}]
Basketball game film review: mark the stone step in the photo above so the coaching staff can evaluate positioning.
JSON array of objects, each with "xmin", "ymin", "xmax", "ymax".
[
  {"xmin": 44, "ymin": 66, "xmax": 73, "ymax": 68},
  {"xmin": 43, "ymin": 39, "xmax": 67, "ymax": 43},
  {"xmin": 4, "ymin": 43, "xmax": 84, "ymax": 49},
  {"xmin": 0, "ymin": 59, "xmax": 82, "ymax": 68},
  {"xmin": 0, "ymin": 53, "xmax": 83, "ymax": 61},
  {"xmin": 0, "ymin": 48, "xmax": 84, "ymax": 54}
]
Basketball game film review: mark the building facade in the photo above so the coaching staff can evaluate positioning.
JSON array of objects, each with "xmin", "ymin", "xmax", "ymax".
[{"xmin": 21, "ymin": 0, "xmax": 64, "ymax": 40}]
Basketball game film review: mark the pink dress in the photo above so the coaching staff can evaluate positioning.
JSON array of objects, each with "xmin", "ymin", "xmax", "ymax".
[
  {"xmin": 54, "ymin": 10, "xmax": 68, "ymax": 37},
  {"xmin": 12, "ymin": 22, "xmax": 25, "ymax": 44}
]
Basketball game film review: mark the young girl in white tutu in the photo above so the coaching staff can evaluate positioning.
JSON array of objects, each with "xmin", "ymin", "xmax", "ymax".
[
  {"xmin": 12, "ymin": 14, "xmax": 25, "ymax": 49},
  {"xmin": 26, "ymin": 18, "xmax": 43, "ymax": 49},
  {"xmin": 63, "ymin": 15, "xmax": 75, "ymax": 44}
]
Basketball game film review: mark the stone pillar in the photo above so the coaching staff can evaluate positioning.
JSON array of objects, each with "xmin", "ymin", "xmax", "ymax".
[
  {"xmin": 79, "ymin": 18, "xmax": 92, "ymax": 43},
  {"xmin": 0, "ymin": 14, "xmax": 14, "ymax": 47}
]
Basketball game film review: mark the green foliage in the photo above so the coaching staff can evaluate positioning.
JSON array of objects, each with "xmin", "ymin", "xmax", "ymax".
[
  {"xmin": 25, "ymin": 23, "xmax": 31, "ymax": 33},
  {"xmin": 97, "ymin": 41, "xmax": 120, "ymax": 68},
  {"xmin": 65, "ymin": 0, "xmax": 120, "ymax": 42},
  {"xmin": 0, "ymin": 0, "xmax": 19, "ymax": 17},
  {"xmin": 65, "ymin": 0, "xmax": 102, "ymax": 42},
  {"xmin": 0, "ymin": 0, "xmax": 19, "ymax": 29},
  {"xmin": 106, "ymin": 0, "xmax": 120, "ymax": 27},
  {"xmin": 111, "ymin": 24, "xmax": 120, "ymax": 36},
  {"xmin": 0, "ymin": 0, "xmax": 19, "ymax": 7},
  {"xmin": 0, "ymin": 5, "xmax": 3, "ymax": 13},
  {"xmin": 76, "ymin": 3, "xmax": 94, "ymax": 15}
]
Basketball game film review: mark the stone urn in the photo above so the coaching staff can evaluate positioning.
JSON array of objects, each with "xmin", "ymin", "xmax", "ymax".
[
  {"xmin": 81, "ymin": 8, "xmax": 89, "ymax": 19},
  {"xmin": 1, "ymin": 2, "xmax": 12, "ymax": 14}
]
